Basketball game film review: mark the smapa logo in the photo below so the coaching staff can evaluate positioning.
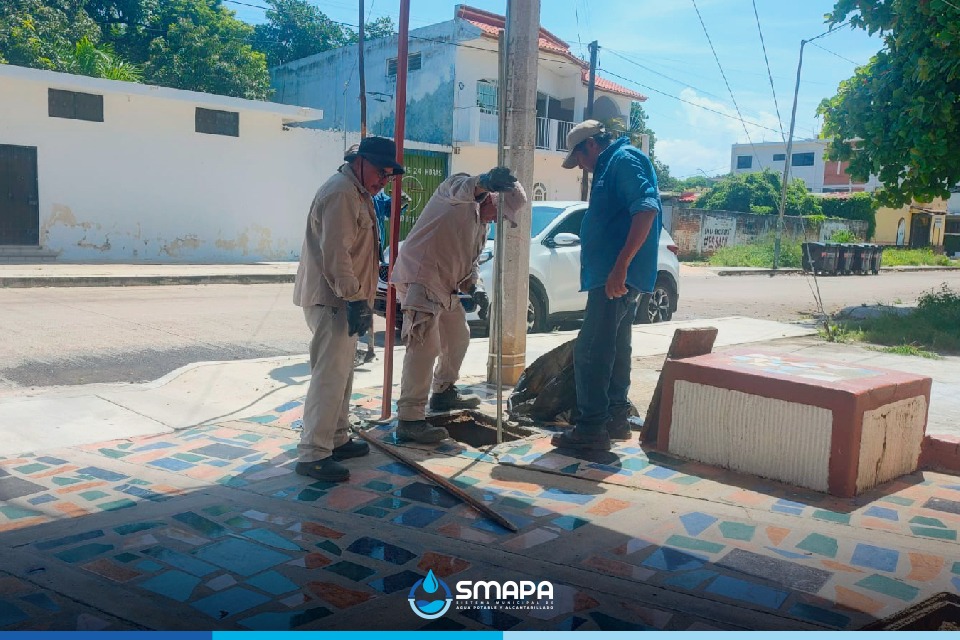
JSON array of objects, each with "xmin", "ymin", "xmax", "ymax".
[{"xmin": 408, "ymin": 569, "xmax": 453, "ymax": 619}]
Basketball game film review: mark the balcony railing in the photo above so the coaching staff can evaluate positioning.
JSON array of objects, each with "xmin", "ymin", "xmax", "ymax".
[{"xmin": 455, "ymin": 107, "xmax": 575, "ymax": 153}]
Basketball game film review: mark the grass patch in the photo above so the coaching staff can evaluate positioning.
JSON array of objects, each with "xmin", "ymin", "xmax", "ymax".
[
  {"xmin": 881, "ymin": 248, "xmax": 958, "ymax": 267},
  {"xmin": 832, "ymin": 284, "xmax": 960, "ymax": 355},
  {"xmin": 870, "ymin": 344, "xmax": 942, "ymax": 359},
  {"xmin": 709, "ymin": 237, "xmax": 802, "ymax": 268}
]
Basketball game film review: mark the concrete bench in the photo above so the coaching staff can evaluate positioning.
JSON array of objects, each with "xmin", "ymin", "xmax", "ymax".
[{"xmin": 658, "ymin": 350, "xmax": 932, "ymax": 497}]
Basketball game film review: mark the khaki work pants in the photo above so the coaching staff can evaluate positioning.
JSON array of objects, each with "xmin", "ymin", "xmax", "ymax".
[
  {"xmin": 299, "ymin": 305, "xmax": 356, "ymax": 463},
  {"xmin": 397, "ymin": 302, "xmax": 471, "ymax": 421}
]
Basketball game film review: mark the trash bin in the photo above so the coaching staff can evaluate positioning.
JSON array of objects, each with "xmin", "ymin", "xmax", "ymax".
[
  {"xmin": 871, "ymin": 244, "xmax": 884, "ymax": 274},
  {"xmin": 801, "ymin": 242, "xmax": 821, "ymax": 273},
  {"xmin": 835, "ymin": 243, "xmax": 855, "ymax": 275},
  {"xmin": 852, "ymin": 244, "xmax": 872, "ymax": 274}
]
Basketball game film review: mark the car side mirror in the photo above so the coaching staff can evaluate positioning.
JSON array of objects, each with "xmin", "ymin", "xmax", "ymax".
[{"xmin": 550, "ymin": 232, "xmax": 581, "ymax": 247}]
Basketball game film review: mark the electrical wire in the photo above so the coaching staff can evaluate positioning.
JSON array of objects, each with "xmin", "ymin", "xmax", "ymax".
[
  {"xmin": 752, "ymin": 0, "xmax": 785, "ymax": 142},
  {"xmin": 597, "ymin": 67, "xmax": 782, "ymax": 135},
  {"xmin": 691, "ymin": 0, "xmax": 765, "ymax": 169},
  {"xmin": 807, "ymin": 41, "xmax": 861, "ymax": 66},
  {"xmin": 606, "ymin": 49, "xmax": 728, "ymax": 103}
]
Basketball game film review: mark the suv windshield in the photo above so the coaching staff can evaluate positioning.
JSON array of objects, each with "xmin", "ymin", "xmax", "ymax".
[{"xmin": 487, "ymin": 205, "xmax": 567, "ymax": 240}]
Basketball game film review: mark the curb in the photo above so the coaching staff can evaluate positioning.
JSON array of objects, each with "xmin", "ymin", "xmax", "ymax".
[
  {"xmin": 716, "ymin": 266, "xmax": 960, "ymax": 277},
  {"xmin": 0, "ymin": 274, "xmax": 296, "ymax": 288}
]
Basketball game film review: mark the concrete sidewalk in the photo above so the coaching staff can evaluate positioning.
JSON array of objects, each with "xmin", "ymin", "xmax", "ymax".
[
  {"xmin": 1, "ymin": 317, "xmax": 959, "ymax": 631},
  {"xmin": 0, "ymin": 262, "xmax": 298, "ymax": 287}
]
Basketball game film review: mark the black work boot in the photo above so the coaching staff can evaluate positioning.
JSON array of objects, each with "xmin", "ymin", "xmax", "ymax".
[
  {"xmin": 605, "ymin": 415, "xmax": 633, "ymax": 441},
  {"xmin": 396, "ymin": 420, "xmax": 449, "ymax": 444},
  {"xmin": 332, "ymin": 438, "xmax": 370, "ymax": 461},
  {"xmin": 295, "ymin": 457, "xmax": 350, "ymax": 482},
  {"xmin": 428, "ymin": 386, "xmax": 481, "ymax": 412},
  {"xmin": 551, "ymin": 426, "xmax": 612, "ymax": 452}
]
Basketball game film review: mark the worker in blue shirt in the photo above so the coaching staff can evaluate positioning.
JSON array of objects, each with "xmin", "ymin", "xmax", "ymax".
[{"xmin": 553, "ymin": 120, "xmax": 662, "ymax": 451}]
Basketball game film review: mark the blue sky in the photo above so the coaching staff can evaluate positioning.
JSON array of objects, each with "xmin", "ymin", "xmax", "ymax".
[{"xmin": 229, "ymin": 0, "xmax": 882, "ymax": 181}]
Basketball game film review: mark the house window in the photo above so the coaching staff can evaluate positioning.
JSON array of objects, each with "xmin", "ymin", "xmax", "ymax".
[
  {"xmin": 532, "ymin": 182, "xmax": 547, "ymax": 201},
  {"xmin": 736, "ymin": 155, "xmax": 752, "ymax": 169},
  {"xmin": 195, "ymin": 108, "xmax": 239, "ymax": 137},
  {"xmin": 48, "ymin": 89, "xmax": 104, "ymax": 122},
  {"xmin": 772, "ymin": 153, "xmax": 785, "ymax": 161},
  {"xmin": 386, "ymin": 52, "xmax": 422, "ymax": 76},
  {"xmin": 477, "ymin": 80, "xmax": 498, "ymax": 114},
  {"xmin": 792, "ymin": 152, "xmax": 815, "ymax": 167}
]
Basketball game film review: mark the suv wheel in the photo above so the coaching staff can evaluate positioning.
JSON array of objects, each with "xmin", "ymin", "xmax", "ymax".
[
  {"xmin": 528, "ymin": 287, "xmax": 547, "ymax": 333},
  {"xmin": 636, "ymin": 277, "xmax": 675, "ymax": 324}
]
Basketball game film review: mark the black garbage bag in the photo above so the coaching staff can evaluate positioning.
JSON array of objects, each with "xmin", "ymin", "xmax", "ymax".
[{"xmin": 508, "ymin": 338, "xmax": 637, "ymax": 424}]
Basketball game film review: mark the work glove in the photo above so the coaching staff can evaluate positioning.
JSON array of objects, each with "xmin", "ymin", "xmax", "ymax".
[
  {"xmin": 346, "ymin": 300, "xmax": 373, "ymax": 337},
  {"xmin": 471, "ymin": 287, "xmax": 489, "ymax": 315},
  {"xmin": 478, "ymin": 166, "xmax": 518, "ymax": 193}
]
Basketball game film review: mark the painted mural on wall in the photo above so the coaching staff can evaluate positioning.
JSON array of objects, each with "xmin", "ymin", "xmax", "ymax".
[{"xmin": 372, "ymin": 79, "xmax": 455, "ymax": 146}]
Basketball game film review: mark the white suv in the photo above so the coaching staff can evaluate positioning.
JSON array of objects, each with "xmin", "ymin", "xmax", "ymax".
[
  {"xmin": 473, "ymin": 201, "xmax": 680, "ymax": 332},
  {"xmin": 374, "ymin": 201, "xmax": 680, "ymax": 333}
]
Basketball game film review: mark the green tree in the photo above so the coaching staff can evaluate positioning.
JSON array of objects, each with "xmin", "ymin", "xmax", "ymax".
[
  {"xmin": 0, "ymin": 0, "xmax": 100, "ymax": 70},
  {"xmin": 144, "ymin": 0, "xmax": 271, "ymax": 99},
  {"xmin": 252, "ymin": 0, "xmax": 396, "ymax": 67},
  {"xmin": 59, "ymin": 36, "xmax": 143, "ymax": 81},
  {"xmin": 599, "ymin": 101, "xmax": 676, "ymax": 190},
  {"xmin": 695, "ymin": 170, "xmax": 821, "ymax": 216},
  {"xmin": 252, "ymin": 0, "xmax": 351, "ymax": 67},
  {"xmin": 818, "ymin": 0, "xmax": 960, "ymax": 207}
]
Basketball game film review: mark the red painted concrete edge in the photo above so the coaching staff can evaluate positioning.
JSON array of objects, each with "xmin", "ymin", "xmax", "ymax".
[{"xmin": 920, "ymin": 435, "xmax": 960, "ymax": 474}]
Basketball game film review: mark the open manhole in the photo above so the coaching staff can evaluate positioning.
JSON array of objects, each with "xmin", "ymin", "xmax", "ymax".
[
  {"xmin": 426, "ymin": 410, "xmax": 534, "ymax": 448},
  {"xmin": 860, "ymin": 592, "xmax": 960, "ymax": 630}
]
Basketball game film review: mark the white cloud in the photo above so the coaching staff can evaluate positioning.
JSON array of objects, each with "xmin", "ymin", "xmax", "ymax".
[{"xmin": 656, "ymin": 138, "xmax": 730, "ymax": 180}]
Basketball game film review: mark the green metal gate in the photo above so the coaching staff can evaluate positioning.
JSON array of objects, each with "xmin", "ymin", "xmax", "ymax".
[{"xmin": 384, "ymin": 149, "xmax": 449, "ymax": 242}]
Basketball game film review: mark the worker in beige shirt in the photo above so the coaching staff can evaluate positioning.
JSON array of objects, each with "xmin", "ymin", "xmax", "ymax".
[
  {"xmin": 293, "ymin": 136, "xmax": 404, "ymax": 481},
  {"xmin": 391, "ymin": 167, "xmax": 527, "ymax": 443}
]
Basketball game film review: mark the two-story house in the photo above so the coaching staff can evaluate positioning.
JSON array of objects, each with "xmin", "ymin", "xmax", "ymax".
[
  {"xmin": 730, "ymin": 139, "xmax": 881, "ymax": 194},
  {"xmin": 270, "ymin": 4, "xmax": 645, "ymax": 237}
]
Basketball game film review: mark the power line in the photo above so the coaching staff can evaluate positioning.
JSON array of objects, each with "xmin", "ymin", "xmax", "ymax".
[
  {"xmin": 605, "ymin": 49, "xmax": 727, "ymax": 103},
  {"xmin": 691, "ymin": 0, "xmax": 765, "ymax": 169},
  {"xmin": 751, "ymin": 0, "xmax": 785, "ymax": 142},
  {"xmin": 597, "ymin": 67, "xmax": 782, "ymax": 135},
  {"xmin": 807, "ymin": 41, "xmax": 861, "ymax": 66}
]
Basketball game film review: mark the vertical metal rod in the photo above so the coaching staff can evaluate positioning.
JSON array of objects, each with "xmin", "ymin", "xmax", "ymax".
[
  {"xmin": 580, "ymin": 40, "xmax": 598, "ymax": 201},
  {"xmin": 775, "ymin": 39, "xmax": 806, "ymax": 270},
  {"xmin": 379, "ymin": 0, "xmax": 410, "ymax": 421},
  {"xmin": 358, "ymin": 0, "xmax": 367, "ymax": 139},
  {"xmin": 494, "ymin": 27, "xmax": 508, "ymax": 444}
]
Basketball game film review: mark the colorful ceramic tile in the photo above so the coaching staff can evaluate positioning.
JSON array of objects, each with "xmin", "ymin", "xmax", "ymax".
[
  {"xmin": 195, "ymin": 539, "xmax": 291, "ymax": 577},
  {"xmin": 850, "ymin": 544, "xmax": 900, "ymax": 573}
]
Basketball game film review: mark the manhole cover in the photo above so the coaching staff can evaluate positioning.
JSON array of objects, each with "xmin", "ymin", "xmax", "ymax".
[
  {"xmin": 426, "ymin": 410, "xmax": 534, "ymax": 448},
  {"xmin": 860, "ymin": 592, "xmax": 960, "ymax": 630}
]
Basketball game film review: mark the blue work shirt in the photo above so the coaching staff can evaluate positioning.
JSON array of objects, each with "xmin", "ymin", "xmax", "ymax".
[
  {"xmin": 579, "ymin": 136, "xmax": 662, "ymax": 293},
  {"xmin": 372, "ymin": 191, "xmax": 392, "ymax": 249}
]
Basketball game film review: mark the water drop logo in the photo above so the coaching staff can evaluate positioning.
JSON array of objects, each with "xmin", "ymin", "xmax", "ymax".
[{"xmin": 407, "ymin": 569, "xmax": 453, "ymax": 619}]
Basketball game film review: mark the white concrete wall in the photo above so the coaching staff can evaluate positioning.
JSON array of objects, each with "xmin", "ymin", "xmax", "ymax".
[{"xmin": 1, "ymin": 67, "xmax": 338, "ymax": 263}]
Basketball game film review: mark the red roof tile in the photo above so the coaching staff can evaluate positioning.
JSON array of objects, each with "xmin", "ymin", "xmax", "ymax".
[{"xmin": 456, "ymin": 6, "xmax": 646, "ymax": 101}]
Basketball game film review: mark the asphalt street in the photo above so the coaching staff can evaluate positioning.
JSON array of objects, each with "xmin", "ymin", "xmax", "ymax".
[{"xmin": 1, "ymin": 268, "xmax": 958, "ymax": 388}]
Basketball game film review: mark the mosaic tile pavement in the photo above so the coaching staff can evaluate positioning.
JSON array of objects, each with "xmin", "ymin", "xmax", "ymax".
[{"xmin": 0, "ymin": 382, "xmax": 957, "ymax": 631}]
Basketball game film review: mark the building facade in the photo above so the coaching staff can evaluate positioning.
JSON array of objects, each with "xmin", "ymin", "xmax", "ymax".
[
  {"xmin": 730, "ymin": 139, "xmax": 881, "ymax": 194},
  {"xmin": 0, "ymin": 64, "xmax": 336, "ymax": 262},
  {"xmin": 270, "ymin": 4, "xmax": 645, "ymax": 211}
]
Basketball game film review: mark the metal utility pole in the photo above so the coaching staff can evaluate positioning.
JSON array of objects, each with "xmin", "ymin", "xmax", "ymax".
[
  {"xmin": 359, "ymin": 0, "xmax": 367, "ymax": 139},
  {"xmin": 580, "ymin": 40, "xmax": 598, "ymax": 201},
  {"xmin": 379, "ymin": 0, "xmax": 410, "ymax": 420},
  {"xmin": 486, "ymin": 0, "xmax": 539, "ymax": 395},
  {"xmin": 774, "ymin": 39, "xmax": 805, "ymax": 269},
  {"xmin": 775, "ymin": 25, "xmax": 838, "ymax": 269}
]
